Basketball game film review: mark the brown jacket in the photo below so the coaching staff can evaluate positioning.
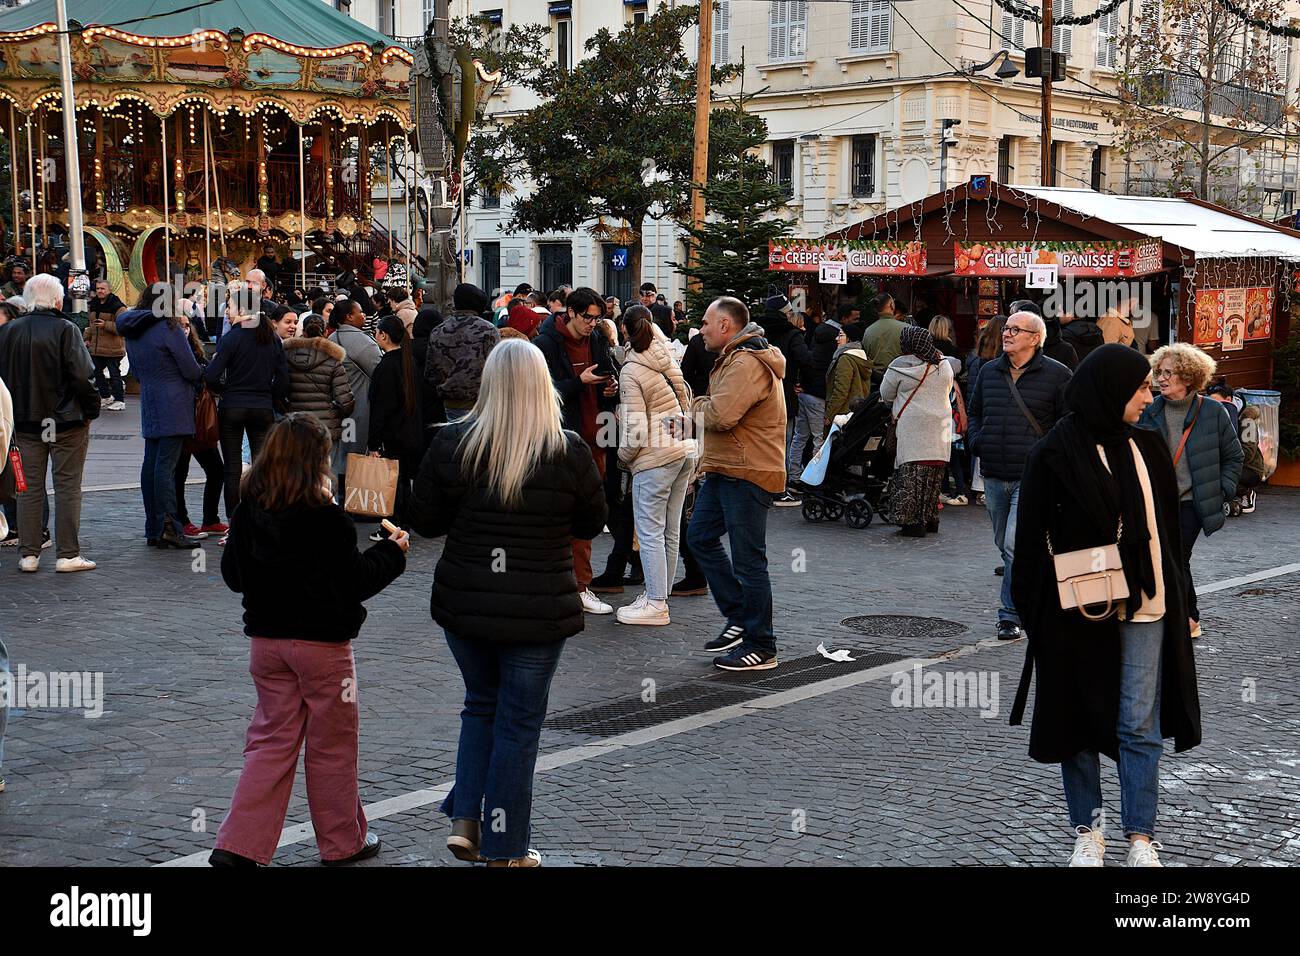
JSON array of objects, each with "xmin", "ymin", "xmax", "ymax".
[
  {"xmin": 1098, "ymin": 310, "xmax": 1136, "ymax": 348},
  {"xmin": 691, "ymin": 323, "xmax": 788, "ymax": 493},
  {"xmin": 284, "ymin": 335, "xmax": 355, "ymax": 442},
  {"xmin": 83, "ymin": 297, "xmax": 126, "ymax": 358}
]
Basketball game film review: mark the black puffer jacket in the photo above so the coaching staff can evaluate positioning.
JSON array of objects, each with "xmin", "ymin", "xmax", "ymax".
[
  {"xmin": 759, "ymin": 308, "xmax": 813, "ymax": 417},
  {"xmin": 0, "ymin": 308, "xmax": 98, "ymax": 432},
  {"xmin": 967, "ymin": 350, "xmax": 1072, "ymax": 481},
  {"xmin": 799, "ymin": 320, "xmax": 840, "ymax": 399},
  {"xmin": 408, "ymin": 420, "xmax": 608, "ymax": 644},
  {"xmin": 1061, "ymin": 318, "xmax": 1105, "ymax": 364},
  {"xmin": 1042, "ymin": 316, "xmax": 1079, "ymax": 370},
  {"xmin": 284, "ymin": 336, "xmax": 355, "ymax": 442}
]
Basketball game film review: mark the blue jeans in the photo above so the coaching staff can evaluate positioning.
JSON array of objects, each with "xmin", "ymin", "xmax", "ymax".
[
  {"xmin": 1061, "ymin": 619, "xmax": 1164, "ymax": 839},
  {"xmin": 141, "ymin": 435, "xmax": 186, "ymax": 540},
  {"xmin": 788, "ymin": 392, "xmax": 825, "ymax": 474},
  {"xmin": 631, "ymin": 457, "xmax": 694, "ymax": 602},
  {"xmin": 440, "ymin": 632, "xmax": 565, "ymax": 861},
  {"xmin": 983, "ymin": 476, "xmax": 1021, "ymax": 624},
  {"xmin": 687, "ymin": 473, "xmax": 776, "ymax": 652}
]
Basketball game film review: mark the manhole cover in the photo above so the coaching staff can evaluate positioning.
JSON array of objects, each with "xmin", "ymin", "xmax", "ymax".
[{"xmin": 840, "ymin": 615, "xmax": 968, "ymax": 640}]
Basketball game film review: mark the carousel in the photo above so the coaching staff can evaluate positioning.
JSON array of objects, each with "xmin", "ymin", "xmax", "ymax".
[{"xmin": 0, "ymin": 0, "xmax": 417, "ymax": 301}]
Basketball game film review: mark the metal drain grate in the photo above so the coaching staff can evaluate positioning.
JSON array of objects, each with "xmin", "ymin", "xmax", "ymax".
[
  {"xmin": 840, "ymin": 615, "xmax": 968, "ymax": 641},
  {"xmin": 90, "ymin": 433, "xmax": 133, "ymax": 441},
  {"xmin": 546, "ymin": 682, "xmax": 762, "ymax": 737},
  {"xmin": 704, "ymin": 650, "xmax": 908, "ymax": 689}
]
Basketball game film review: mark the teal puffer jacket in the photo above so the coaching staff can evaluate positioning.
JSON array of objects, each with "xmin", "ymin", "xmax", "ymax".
[{"xmin": 1139, "ymin": 395, "xmax": 1243, "ymax": 536}]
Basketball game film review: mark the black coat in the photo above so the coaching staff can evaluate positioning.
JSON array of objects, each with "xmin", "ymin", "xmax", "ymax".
[
  {"xmin": 407, "ymin": 420, "xmax": 608, "ymax": 644},
  {"xmin": 221, "ymin": 499, "xmax": 406, "ymax": 642},
  {"xmin": 760, "ymin": 309, "xmax": 813, "ymax": 416},
  {"xmin": 967, "ymin": 350, "xmax": 1072, "ymax": 480},
  {"xmin": 367, "ymin": 347, "xmax": 425, "ymax": 469},
  {"xmin": 679, "ymin": 332, "xmax": 713, "ymax": 398},
  {"xmin": 532, "ymin": 314, "xmax": 615, "ymax": 435},
  {"xmin": 0, "ymin": 308, "xmax": 99, "ymax": 431},
  {"xmin": 800, "ymin": 321, "xmax": 839, "ymax": 398},
  {"xmin": 1009, "ymin": 425, "xmax": 1201, "ymax": 762},
  {"xmin": 1061, "ymin": 318, "xmax": 1105, "ymax": 364}
]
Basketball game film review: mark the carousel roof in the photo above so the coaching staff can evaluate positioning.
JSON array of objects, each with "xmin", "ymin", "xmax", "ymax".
[{"xmin": 0, "ymin": 0, "xmax": 410, "ymax": 53}]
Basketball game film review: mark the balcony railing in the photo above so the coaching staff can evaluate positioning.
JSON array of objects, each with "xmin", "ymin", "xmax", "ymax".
[{"xmin": 1133, "ymin": 70, "xmax": 1284, "ymax": 127}]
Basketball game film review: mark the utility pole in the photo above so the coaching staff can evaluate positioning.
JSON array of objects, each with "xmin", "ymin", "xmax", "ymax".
[
  {"xmin": 1040, "ymin": 0, "xmax": 1053, "ymax": 187},
  {"xmin": 55, "ymin": 0, "xmax": 87, "ymax": 311},
  {"xmin": 687, "ymin": 0, "xmax": 712, "ymax": 290}
]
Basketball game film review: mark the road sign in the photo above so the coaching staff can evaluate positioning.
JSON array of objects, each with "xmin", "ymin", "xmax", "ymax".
[
  {"xmin": 819, "ymin": 260, "xmax": 847, "ymax": 285},
  {"xmin": 1026, "ymin": 264, "xmax": 1059, "ymax": 289}
]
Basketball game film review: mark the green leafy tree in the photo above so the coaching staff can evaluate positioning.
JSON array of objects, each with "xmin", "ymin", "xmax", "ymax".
[
  {"xmin": 466, "ymin": 3, "xmax": 739, "ymax": 282},
  {"xmin": 673, "ymin": 86, "xmax": 791, "ymax": 320}
]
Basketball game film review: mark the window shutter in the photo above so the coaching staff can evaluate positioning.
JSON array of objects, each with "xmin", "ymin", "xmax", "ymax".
[
  {"xmin": 1095, "ymin": 8, "xmax": 1118, "ymax": 69},
  {"xmin": 1003, "ymin": 10, "xmax": 1026, "ymax": 50},
  {"xmin": 850, "ymin": 1, "xmax": 891, "ymax": 53},
  {"xmin": 769, "ymin": 1, "xmax": 788, "ymax": 61},
  {"xmin": 870, "ymin": 1, "xmax": 891, "ymax": 52},
  {"xmin": 713, "ymin": 0, "xmax": 730, "ymax": 64},
  {"xmin": 790, "ymin": 1, "xmax": 807, "ymax": 58},
  {"xmin": 850, "ymin": 0, "xmax": 870, "ymax": 50},
  {"xmin": 1052, "ymin": 0, "xmax": 1073, "ymax": 59}
]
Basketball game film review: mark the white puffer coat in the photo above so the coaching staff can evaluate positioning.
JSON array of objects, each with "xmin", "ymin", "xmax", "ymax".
[{"xmin": 617, "ymin": 329, "xmax": 696, "ymax": 475}]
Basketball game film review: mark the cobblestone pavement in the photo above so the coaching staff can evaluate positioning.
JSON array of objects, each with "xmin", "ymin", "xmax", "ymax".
[{"xmin": 1, "ymin": 439, "xmax": 1297, "ymax": 866}]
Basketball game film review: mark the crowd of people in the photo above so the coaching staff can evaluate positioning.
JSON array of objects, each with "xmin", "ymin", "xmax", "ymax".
[{"xmin": 0, "ymin": 258, "xmax": 1274, "ymax": 868}]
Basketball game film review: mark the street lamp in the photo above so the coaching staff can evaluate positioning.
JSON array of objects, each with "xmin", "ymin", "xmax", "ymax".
[{"xmin": 969, "ymin": 49, "xmax": 1020, "ymax": 81}]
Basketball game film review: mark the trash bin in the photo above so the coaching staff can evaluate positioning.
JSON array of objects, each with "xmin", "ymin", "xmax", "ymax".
[{"xmin": 1238, "ymin": 389, "xmax": 1281, "ymax": 479}]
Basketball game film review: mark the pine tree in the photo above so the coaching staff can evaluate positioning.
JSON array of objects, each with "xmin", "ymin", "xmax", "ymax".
[{"xmin": 674, "ymin": 87, "xmax": 792, "ymax": 321}]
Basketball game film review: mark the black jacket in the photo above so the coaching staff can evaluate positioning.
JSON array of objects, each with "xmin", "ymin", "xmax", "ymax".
[
  {"xmin": 0, "ymin": 308, "xmax": 99, "ymax": 432},
  {"xmin": 221, "ymin": 499, "xmax": 406, "ymax": 642},
  {"xmin": 759, "ymin": 309, "xmax": 813, "ymax": 416},
  {"xmin": 408, "ymin": 420, "xmax": 607, "ymax": 644},
  {"xmin": 679, "ymin": 332, "xmax": 713, "ymax": 398},
  {"xmin": 532, "ymin": 314, "xmax": 615, "ymax": 434},
  {"xmin": 1043, "ymin": 317, "xmax": 1080, "ymax": 371},
  {"xmin": 1061, "ymin": 318, "xmax": 1105, "ymax": 364},
  {"xmin": 367, "ymin": 347, "xmax": 426, "ymax": 468},
  {"xmin": 203, "ymin": 325, "xmax": 290, "ymax": 412},
  {"xmin": 800, "ymin": 321, "xmax": 840, "ymax": 398},
  {"xmin": 1009, "ymin": 425, "xmax": 1201, "ymax": 762},
  {"xmin": 967, "ymin": 350, "xmax": 1072, "ymax": 481}
]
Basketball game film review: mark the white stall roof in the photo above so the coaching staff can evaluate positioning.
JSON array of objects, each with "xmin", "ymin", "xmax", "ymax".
[{"xmin": 1013, "ymin": 186, "xmax": 1300, "ymax": 261}]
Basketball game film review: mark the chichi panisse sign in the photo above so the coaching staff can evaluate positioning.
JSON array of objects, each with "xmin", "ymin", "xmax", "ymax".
[
  {"xmin": 953, "ymin": 239, "xmax": 1163, "ymax": 277},
  {"xmin": 769, "ymin": 240, "xmax": 927, "ymax": 276}
]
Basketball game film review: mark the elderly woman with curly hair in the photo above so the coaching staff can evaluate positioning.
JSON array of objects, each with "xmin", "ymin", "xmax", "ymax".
[{"xmin": 1139, "ymin": 343, "xmax": 1242, "ymax": 638}]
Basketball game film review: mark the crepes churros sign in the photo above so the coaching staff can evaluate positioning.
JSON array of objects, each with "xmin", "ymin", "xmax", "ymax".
[
  {"xmin": 953, "ymin": 239, "xmax": 1163, "ymax": 277},
  {"xmin": 768, "ymin": 240, "xmax": 927, "ymax": 276}
]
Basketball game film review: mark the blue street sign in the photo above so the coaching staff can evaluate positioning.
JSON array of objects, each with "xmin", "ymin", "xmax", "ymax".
[
  {"xmin": 970, "ymin": 174, "xmax": 990, "ymax": 193},
  {"xmin": 611, "ymin": 247, "xmax": 629, "ymax": 271}
]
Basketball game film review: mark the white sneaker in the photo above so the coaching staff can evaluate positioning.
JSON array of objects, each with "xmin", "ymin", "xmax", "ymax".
[
  {"xmin": 940, "ymin": 494, "xmax": 969, "ymax": 506},
  {"xmin": 1068, "ymin": 827, "xmax": 1105, "ymax": 867},
  {"xmin": 56, "ymin": 556, "xmax": 97, "ymax": 573},
  {"xmin": 99, "ymin": 396, "xmax": 112, "ymax": 407},
  {"xmin": 18, "ymin": 555, "xmax": 39, "ymax": 572},
  {"xmin": 617, "ymin": 597, "xmax": 670, "ymax": 626},
  {"xmin": 1126, "ymin": 840, "xmax": 1163, "ymax": 867},
  {"xmin": 109, "ymin": 400, "xmax": 125, "ymax": 411},
  {"xmin": 580, "ymin": 589, "xmax": 613, "ymax": 615}
]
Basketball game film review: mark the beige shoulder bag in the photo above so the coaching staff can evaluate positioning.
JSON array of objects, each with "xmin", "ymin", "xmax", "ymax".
[{"xmin": 1046, "ymin": 518, "xmax": 1129, "ymax": 621}]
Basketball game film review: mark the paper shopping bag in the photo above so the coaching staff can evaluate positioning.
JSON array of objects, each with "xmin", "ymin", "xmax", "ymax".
[{"xmin": 343, "ymin": 453, "xmax": 400, "ymax": 518}]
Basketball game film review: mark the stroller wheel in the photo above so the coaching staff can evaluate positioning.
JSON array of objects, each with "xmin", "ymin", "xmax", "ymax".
[
  {"xmin": 802, "ymin": 499, "xmax": 826, "ymax": 523},
  {"xmin": 1224, "ymin": 501, "xmax": 1234, "ymax": 518},
  {"xmin": 824, "ymin": 502, "xmax": 845, "ymax": 522},
  {"xmin": 846, "ymin": 498, "xmax": 873, "ymax": 529}
]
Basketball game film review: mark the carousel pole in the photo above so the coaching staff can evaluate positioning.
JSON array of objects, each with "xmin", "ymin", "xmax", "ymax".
[
  {"xmin": 7, "ymin": 104, "xmax": 18, "ymax": 257},
  {"xmin": 161, "ymin": 113, "xmax": 171, "ymax": 283},
  {"xmin": 55, "ymin": 0, "xmax": 86, "ymax": 309},
  {"xmin": 25, "ymin": 114, "xmax": 37, "ymax": 271},
  {"xmin": 37, "ymin": 108, "xmax": 47, "ymax": 250},
  {"xmin": 385, "ymin": 120, "xmax": 393, "ymax": 265},
  {"xmin": 202, "ymin": 109, "xmax": 212, "ymax": 273},
  {"xmin": 405, "ymin": 133, "xmax": 413, "ymax": 283},
  {"xmin": 298, "ymin": 123, "xmax": 307, "ymax": 292},
  {"xmin": 205, "ymin": 111, "xmax": 226, "ymax": 256}
]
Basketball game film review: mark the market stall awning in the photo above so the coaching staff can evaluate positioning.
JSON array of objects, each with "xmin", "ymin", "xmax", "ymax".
[
  {"xmin": 0, "ymin": 0, "xmax": 409, "ymax": 53},
  {"xmin": 1015, "ymin": 187, "xmax": 1300, "ymax": 262}
]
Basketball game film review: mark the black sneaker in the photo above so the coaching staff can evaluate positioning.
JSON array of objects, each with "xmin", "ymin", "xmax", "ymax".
[
  {"xmin": 773, "ymin": 491, "xmax": 802, "ymax": 507},
  {"xmin": 994, "ymin": 565, "xmax": 1005, "ymax": 576},
  {"xmin": 671, "ymin": 578, "xmax": 708, "ymax": 597},
  {"xmin": 322, "ymin": 831, "xmax": 382, "ymax": 866},
  {"xmin": 41, "ymin": 528, "xmax": 52, "ymax": 550},
  {"xmin": 703, "ymin": 623, "xmax": 745, "ymax": 653},
  {"xmin": 209, "ymin": 848, "xmax": 258, "ymax": 867},
  {"xmin": 713, "ymin": 644, "xmax": 778, "ymax": 671},
  {"xmin": 997, "ymin": 621, "xmax": 1024, "ymax": 641},
  {"xmin": 588, "ymin": 569, "xmax": 626, "ymax": 594}
]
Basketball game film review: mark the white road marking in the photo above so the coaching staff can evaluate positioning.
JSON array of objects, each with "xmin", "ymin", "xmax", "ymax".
[{"xmin": 1197, "ymin": 562, "xmax": 1300, "ymax": 595}]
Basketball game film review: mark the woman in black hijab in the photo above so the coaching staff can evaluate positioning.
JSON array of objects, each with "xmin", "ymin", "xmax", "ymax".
[{"xmin": 1009, "ymin": 344, "xmax": 1201, "ymax": 869}]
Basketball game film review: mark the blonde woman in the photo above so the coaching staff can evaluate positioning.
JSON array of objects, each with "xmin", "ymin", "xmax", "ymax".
[
  {"xmin": 408, "ymin": 339, "xmax": 607, "ymax": 867},
  {"xmin": 1138, "ymin": 343, "xmax": 1242, "ymax": 638},
  {"xmin": 927, "ymin": 314, "xmax": 959, "ymax": 359}
]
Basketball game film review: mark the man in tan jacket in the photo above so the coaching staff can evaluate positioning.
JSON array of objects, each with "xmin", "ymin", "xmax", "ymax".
[{"xmin": 683, "ymin": 297, "xmax": 787, "ymax": 672}]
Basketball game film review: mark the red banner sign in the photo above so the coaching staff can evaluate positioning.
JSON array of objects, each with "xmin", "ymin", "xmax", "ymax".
[
  {"xmin": 769, "ymin": 240, "xmax": 927, "ymax": 276},
  {"xmin": 952, "ymin": 239, "xmax": 1163, "ymax": 277}
]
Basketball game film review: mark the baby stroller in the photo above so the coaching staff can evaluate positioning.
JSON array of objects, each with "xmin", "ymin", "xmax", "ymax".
[{"xmin": 792, "ymin": 392, "xmax": 895, "ymax": 529}]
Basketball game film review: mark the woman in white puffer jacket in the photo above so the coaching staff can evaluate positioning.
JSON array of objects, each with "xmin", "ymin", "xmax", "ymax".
[{"xmin": 615, "ymin": 306, "xmax": 696, "ymax": 626}]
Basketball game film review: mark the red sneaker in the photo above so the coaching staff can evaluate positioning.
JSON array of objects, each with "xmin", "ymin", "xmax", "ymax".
[
  {"xmin": 182, "ymin": 523, "xmax": 208, "ymax": 538},
  {"xmin": 200, "ymin": 522, "xmax": 229, "ymax": 534}
]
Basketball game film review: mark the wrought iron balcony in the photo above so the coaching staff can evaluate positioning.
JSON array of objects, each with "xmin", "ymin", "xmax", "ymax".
[{"xmin": 1132, "ymin": 70, "xmax": 1284, "ymax": 127}]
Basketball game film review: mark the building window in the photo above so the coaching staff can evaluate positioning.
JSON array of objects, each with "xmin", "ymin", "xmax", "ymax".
[
  {"xmin": 1096, "ymin": 6, "xmax": 1119, "ymax": 68},
  {"xmin": 1000, "ymin": 9, "xmax": 1028, "ymax": 50},
  {"xmin": 480, "ymin": 242, "xmax": 501, "ymax": 297},
  {"xmin": 627, "ymin": 0, "xmax": 648, "ymax": 30},
  {"xmin": 551, "ymin": 3, "xmax": 573, "ymax": 71},
  {"xmin": 998, "ymin": 136, "xmax": 1014, "ymax": 183},
  {"xmin": 539, "ymin": 242, "xmax": 573, "ymax": 293},
  {"xmin": 772, "ymin": 139, "xmax": 795, "ymax": 197},
  {"xmin": 849, "ymin": 1, "xmax": 891, "ymax": 54},
  {"xmin": 713, "ymin": 0, "xmax": 731, "ymax": 65},
  {"xmin": 482, "ymin": 184, "xmax": 501, "ymax": 209},
  {"xmin": 851, "ymin": 135, "xmax": 876, "ymax": 197},
  {"xmin": 768, "ymin": 1, "xmax": 808, "ymax": 63},
  {"xmin": 1052, "ymin": 0, "xmax": 1074, "ymax": 59},
  {"xmin": 379, "ymin": 0, "xmax": 397, "ymax": 37},
  {"xmin": 1091, "ymin": 147, "xmax": 1105, "ymax": 191},
  {"xmin": 422, "ymin": 0, "xmax": 434, "ymax": 29}
]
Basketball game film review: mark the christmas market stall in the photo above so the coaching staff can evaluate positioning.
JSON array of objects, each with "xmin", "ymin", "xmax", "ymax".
[{"xmin": 0, "ymin": 0, "xmax": 416, "ymax": 300}]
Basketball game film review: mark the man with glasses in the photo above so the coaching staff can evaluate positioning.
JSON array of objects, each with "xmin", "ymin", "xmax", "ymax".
[
  {"xmin": 534, "ymin": 287, "xmax": 619, "ymax": 615},
  {"xmin": 966, "ymin": 310, "xmax": 1072, "ymax": 641}
]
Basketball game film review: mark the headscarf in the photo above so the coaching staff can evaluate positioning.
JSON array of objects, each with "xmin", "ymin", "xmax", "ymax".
[
  {"xmin": 1055, "ymin": 344, "xmax": 1159, "ymax": 614},
  {"xmin": 900, "ymin": 324, "xmax": 941, "ymax": 365}
]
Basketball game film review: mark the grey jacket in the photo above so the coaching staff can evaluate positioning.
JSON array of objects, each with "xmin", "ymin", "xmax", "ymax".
[{"xmin": 331, "ymin": 324, "xmax": 382, "ymax": 456}]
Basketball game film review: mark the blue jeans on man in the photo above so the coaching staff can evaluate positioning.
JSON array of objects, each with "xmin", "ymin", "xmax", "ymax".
[
  {"xmin": 686, "ymin": 473, "xmax": 776, "ymax": 653},
  {"xmin": 92, "ymin": 355, "xmax": 125, "ymax": 402},
  {"xmin": 1061, "ymin": 619, "xmax": 1164, "ymax": 838},
  {"xmin": 440, "ymin": 632, "xmax": 565, "ymax": 861},
  {"xmin": 141, "ymin": 435, "xmax": 186, "ymax": 540},
  {"xmin": 983, "ymin": 476, "xmax": 1021, "ymax": 625}
]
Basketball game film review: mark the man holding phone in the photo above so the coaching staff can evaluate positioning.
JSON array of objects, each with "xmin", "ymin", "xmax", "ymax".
[{"xmin": 534, "ymin": 287, "xmax": 619, "ymax": 614}]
